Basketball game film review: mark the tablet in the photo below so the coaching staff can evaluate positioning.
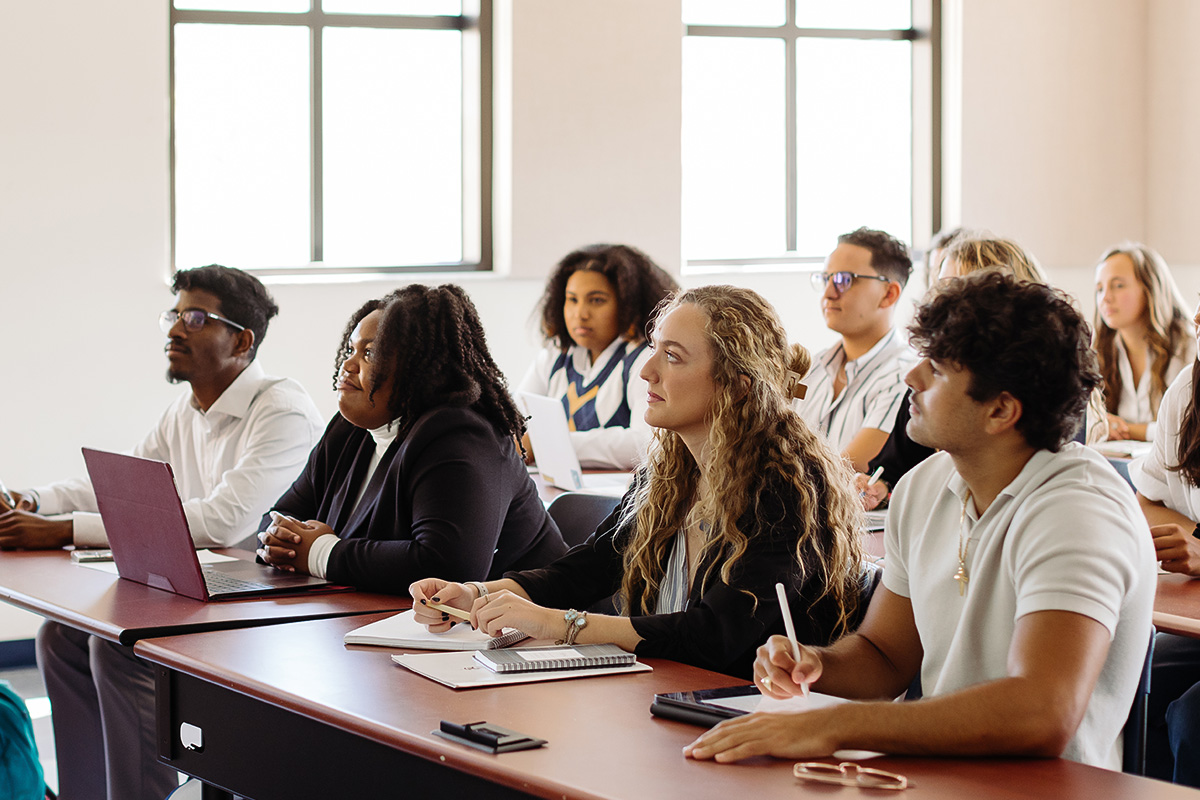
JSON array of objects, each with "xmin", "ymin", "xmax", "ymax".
[{"xmin": 649, "ymin": 684, "xmax": 758, "ymax": 727}]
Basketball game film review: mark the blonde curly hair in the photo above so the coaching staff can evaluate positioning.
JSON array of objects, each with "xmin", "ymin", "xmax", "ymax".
[{"xmin": 617, "ymin": 285, "xmax": 864, "ymax": 637}]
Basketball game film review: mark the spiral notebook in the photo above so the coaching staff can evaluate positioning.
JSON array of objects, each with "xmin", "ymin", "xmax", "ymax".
[{"xmin": 473, "ymin": 643, "xmax": 636, "ymax": 673}]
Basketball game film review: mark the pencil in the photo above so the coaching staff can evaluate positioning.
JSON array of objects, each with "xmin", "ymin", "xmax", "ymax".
[{"xmin": 425, "ymin": 601, "xmax": 471, "ymax": 621}]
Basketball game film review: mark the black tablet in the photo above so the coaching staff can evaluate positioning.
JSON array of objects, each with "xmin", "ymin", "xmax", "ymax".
[{"xmin": 650, "ymin": 684, "xmax": 759, "ymax": 728}]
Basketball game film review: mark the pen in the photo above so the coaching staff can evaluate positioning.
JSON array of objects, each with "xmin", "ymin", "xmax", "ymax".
[
  {"xmin": 0, "ymin": 479, "xmax": 16, "ymax": 511},
  {"xmin": 866, "ymin": 465, "xmax": 885, "ymax": 487},
  {"xmin": 774, "ymin": 582, "xmax": 809, "ymax": 698},
  {"xmin": 425, "ymin": 600, "xmax": 472, "ymax": 622}
]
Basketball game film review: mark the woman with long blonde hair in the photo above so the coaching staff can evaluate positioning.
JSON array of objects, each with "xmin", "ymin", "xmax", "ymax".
[
  {"xmin": 411, "ymin": 286, "xmax": 865, "ymax": 678},
  {"xmin": 1094, "ymin": 242, "xmax": 1194, "ymax": 441}
]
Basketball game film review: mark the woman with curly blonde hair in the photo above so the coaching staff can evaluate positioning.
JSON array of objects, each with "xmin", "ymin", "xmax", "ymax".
[{"xmin": 411, "ymin": 285, "xmax": 865, "ymax": 678}]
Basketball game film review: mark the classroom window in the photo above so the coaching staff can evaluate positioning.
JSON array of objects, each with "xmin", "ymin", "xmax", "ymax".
[
  {"xmin": 683, "ymin": 1, "xmax": 936, "ymax": 268},
  {"xmin": 171, "ymin": 1, "xmax": 491, "ymax": 276}
]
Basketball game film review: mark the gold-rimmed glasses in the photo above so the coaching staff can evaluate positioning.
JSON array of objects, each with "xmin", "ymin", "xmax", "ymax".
[{"xmin": 793, "ymin": 761, "xmax": 908, "ymax": 791}]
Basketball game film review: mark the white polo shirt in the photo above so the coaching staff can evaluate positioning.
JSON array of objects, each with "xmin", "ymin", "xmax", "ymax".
[
  {"xmin": 796, "ymin": 327, "xmax": 915, "ymax": 453},
  {"xmin": 885, "ymin": 444, "xmax": 1156, "ymax": 769}
]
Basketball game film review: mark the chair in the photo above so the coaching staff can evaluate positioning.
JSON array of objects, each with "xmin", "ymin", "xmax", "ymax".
[
  {"xmin": 546, "ymin": 492, "xmax": 622, "ymax": 548},
  {"xmin": 1123, "ymin": 626, "xmax": 1156, "ymax": 775}
]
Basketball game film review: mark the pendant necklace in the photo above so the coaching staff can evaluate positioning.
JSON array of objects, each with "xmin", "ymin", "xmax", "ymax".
[{"xmin": 954, "ymin": 489, "xmax": 971, "ymax": 596}]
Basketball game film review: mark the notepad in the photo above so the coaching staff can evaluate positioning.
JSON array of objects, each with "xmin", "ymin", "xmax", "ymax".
[
  {"xmin": 343, "ymin": 610, "xmax": 527, "ymax": 650},
  {"xmin": 392, "ymin": 649, "xmax": 652, "ymax": 689},
  {"xmin": 472, "ymin": 643, "xmax": 636, "ymax": 673}
]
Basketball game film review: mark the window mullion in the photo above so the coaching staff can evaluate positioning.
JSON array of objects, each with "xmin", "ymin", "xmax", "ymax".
[{"xmin": 310, "ymin": 8, "xmax": 323, "ymax": 264}]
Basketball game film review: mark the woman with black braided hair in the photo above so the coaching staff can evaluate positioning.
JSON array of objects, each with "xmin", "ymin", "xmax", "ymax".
[{"xmin": 257, "ymin": 284, "xmax": 567, "ymax": 594}]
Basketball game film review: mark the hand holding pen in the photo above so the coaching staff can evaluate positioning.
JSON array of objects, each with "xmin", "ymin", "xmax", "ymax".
[
  {"xmin": 854, "ymin": 466, "xmax": 887, "ymax": 511},
  {"xmin": 754, "ymin": 583, "xmax": 822, "ymax": 699},
  {"xmin": 0, "ymin": 480, "xmax": 25, "ymax": 513}
]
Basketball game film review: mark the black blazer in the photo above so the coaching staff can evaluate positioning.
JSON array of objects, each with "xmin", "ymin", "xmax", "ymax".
[
  {"xmin": 265, "ymin": 407, "xmax": 567, "ymax": 594},
  {"xmin": 506, "ymin": 473, "xmax": 849, "ymax": 679}
]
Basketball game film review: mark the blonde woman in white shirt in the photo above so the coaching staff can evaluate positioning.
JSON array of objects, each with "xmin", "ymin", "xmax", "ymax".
[{"xmin": 1094, "ymin": 242, "xmax": 1194, "ymax": 442}]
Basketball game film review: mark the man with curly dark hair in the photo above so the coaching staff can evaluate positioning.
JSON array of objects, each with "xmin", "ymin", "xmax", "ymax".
[
  {"xmin": 1, "ymin": 264, "xmax": 323, "ymax": 800},
  {"xmin": 799, "ymin": 227, "xmax": 916, "ymax": 472},
  {"xmin": 688, "ymin": 272, "xmax": 1156, "ymax": 770}
]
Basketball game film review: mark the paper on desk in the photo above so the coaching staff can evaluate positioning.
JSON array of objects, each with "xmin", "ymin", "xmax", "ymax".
[
  {"xmin": 74, "ymin": 549, "xmax": 237, "ymax": 575},
  {"xmin": 392, "ymin": 648, "xmax": 652, "ymax": 689}
]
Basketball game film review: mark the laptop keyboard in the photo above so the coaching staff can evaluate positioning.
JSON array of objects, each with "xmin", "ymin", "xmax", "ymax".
[{"xmin": 202, "ymin": 566, "xmax": 275, "ymax": 594}]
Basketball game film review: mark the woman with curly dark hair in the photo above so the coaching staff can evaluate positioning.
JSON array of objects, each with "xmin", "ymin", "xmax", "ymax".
[
  {"xmin": 413, "ymin": 286, "xmax": 865, "ymax": 679},
  {"xmin": 518, "ymin": 243, "xmax": 678, "ymax": 469},
  {"xmin": 257, "ymin": 284, "xmax": 567, "ymax": 594}
]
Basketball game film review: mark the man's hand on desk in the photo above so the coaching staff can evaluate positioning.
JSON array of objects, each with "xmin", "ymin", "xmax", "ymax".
[
  {"xmin": 683, "ymin": 706, "xmax": 841, "ymax": 763},
  {"xmin": 0, "ymin": 510, "xmax": 73, "ymax": 550},
  {"xmin": 1152, "ymin": 523, "xmax": 1200, "ymax": 577},
  {"xmin": 257, "ymin": 512, "xmax": 326, "ymax": 574}
]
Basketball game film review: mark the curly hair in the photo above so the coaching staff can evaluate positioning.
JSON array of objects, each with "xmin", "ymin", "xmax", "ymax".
[
  {"xmin": 171, "ymin": 264, "xmax": 279, "ymax": 359},
  {"xmin": 535, "ymin": 244, "xmax": 679, "ymax": 350},
  {"xmin": 1092, "ymin": 242, "xmax": 1193, "ymax": 419},
  {"xmin": 331, "ymin": 285, "xmax": 528, "ymax": 448},
  {"xmin": 617, "ymin": 286, "xmax": 864, "ymax": 638},
  {"xmin": 909, "ymin": 271, "xmax": 1101, "ymax": 452},
  {"xmin": 837, "ymin": 227, "xmax": 913, "ymax": 287}
]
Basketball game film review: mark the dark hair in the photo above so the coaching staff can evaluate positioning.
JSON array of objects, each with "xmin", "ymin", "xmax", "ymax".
[
  {"xmin": 333, "ymin": 284, "xmax": 527, "ymax": 448},
  {"xmin": 171, "ymin": 264, "xmax": 279, "ymax": 360},
  {"xmin": 536, "ymin": 244, "xmax": 679, "ymax": 350},
  {"xmin": 837, "ymin": 227, "xmax": 913, "ymax": 288},
  {"xmin": 908, "ymin": 271, "xmax": 1100, "ymax": 452}
]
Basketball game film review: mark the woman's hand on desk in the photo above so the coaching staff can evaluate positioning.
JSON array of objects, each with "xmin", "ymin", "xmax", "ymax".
[
  {"xmin": 257, "ymin": 512, "xmax": 328, "ymax": 574},
  {"xmin": 472, "ymin": 591, "xmax": 561, "ymax": 640},
  {"xmin": 1151, "ymin": 523, "xmax": 1200, "ymax": 577}
]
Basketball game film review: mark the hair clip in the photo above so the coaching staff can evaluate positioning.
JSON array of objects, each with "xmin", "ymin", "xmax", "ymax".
[{"xmin": 785, "ymin": 370, "xmax": 807, "ymax": 400}]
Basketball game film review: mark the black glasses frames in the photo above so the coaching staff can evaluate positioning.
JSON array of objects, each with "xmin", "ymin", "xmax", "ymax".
[
  {"xmin": 159, "ymin": 309, "xmax": 247, "ymax": 334},
  {"xmin": 810, "ymin": 271, "xmax": 892, "ymax": 296}
]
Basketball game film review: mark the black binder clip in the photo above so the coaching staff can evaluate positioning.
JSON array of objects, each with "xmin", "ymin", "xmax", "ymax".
[{"xmin": 433, "ymin": 720, "xmax": 547, "ymax": 754}]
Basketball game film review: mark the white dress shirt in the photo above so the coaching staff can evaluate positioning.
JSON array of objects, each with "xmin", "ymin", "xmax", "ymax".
[
  {"xmin": 32, "ymin": 361, "xmax": 324, "ymax": 549},
  {"xmin": 1112, "ymin": 335, "xmax": 1193, "ymax": 441},
  {"xmin": 1130, "ymin": 363, "xmax": 1200, "ymax": 518},
  {"xmin": 795, "ymin": 327, "xmax": 916, "ymax": 453}
]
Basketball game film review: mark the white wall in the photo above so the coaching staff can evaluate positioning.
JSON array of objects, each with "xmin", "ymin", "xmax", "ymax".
[{"xmin": 3, "ymin": 0, "xmax": 1200, "ymax": 639}]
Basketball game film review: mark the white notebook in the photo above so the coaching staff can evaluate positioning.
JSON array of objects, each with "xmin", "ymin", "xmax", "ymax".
[
  {"xmin": 344, "ymin": 610, "xmax": 526, "ymax": 650},
  {"xmin": 392, "ymin": 649, "xmax": 652, "ymax": 689}
]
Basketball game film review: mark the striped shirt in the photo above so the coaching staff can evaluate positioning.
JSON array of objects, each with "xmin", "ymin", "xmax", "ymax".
[{"xmin": 796, "ymin": 327, "xmax": 916, "ymax": 453}]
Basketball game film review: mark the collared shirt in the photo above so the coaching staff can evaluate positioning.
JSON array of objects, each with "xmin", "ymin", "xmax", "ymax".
[
  {"xmin": 33, "ymin": 361, "xmax": 324, "ymax": 549},
  {"xmin": 1112, "ymin": 335, "xmax": 1193, "ymax": 441},
  {"xmin": 795, "ymin": 328, "xmax": 916, "ymax": 453},
  {"xmin": 518, "ymin": 337, "xmax": 653, "ymax": 470},
  {"xmin": 886, "ymin": 444, "xmax": 1155, "ymax": 769},
  {"xmin": 1131, "ymin": 363, "xmax": 1200, "ymax": 516}
]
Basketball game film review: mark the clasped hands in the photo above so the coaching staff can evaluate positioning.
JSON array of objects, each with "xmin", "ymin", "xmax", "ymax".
[
  {"xmin": 0, "ymin": 491, "xmax": 73, "ymax": 550},
  {"xmin": 684, "ymin": 634, "xmax": 838, "ymax": 763},
  {"xmin": 409, "ymin": 579, "xmax": 563, "ymax": 640},
  {"xmin": 257, "ymin": 511, "xmax": 331, "ymax": 574}
]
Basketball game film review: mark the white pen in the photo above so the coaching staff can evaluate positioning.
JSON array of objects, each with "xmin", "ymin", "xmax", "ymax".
[
  {"xmin": 774, "ymin": 581, "xmax": 809, "ymax": 698},
  {"xmin": 0, "ymin": 479, "xmax": 17, "ymax": 511},
  {"xmin": 859, "ymin": 465, "xmax": 885, "ymax": 497}
]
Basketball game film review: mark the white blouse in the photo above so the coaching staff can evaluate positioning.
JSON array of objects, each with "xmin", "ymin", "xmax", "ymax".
[{"xmin": 1111, "ymin": 335, "xmax": 1194, "ymax": 441}]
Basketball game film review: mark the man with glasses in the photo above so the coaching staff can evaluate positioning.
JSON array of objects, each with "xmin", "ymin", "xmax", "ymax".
[
  {"xmin": 799, "ymin": 227, "xmax": 915, "ymax": 472},
  {"xmin": 687, "ymin": 273, "xmax": 1155, "ymax": 770},
  {"xmin": 0, "ymin": 264, "xmax": 322, "ymax": 800}
]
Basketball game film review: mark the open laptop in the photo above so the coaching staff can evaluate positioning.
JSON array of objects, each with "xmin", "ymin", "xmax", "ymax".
[
  {"xmin": 516, "ymin": 392, "xmax": 634, "ymax": 496},
  {"xmin": 82, "ymin": 448, "xmax": 341, "ymax": 601}
]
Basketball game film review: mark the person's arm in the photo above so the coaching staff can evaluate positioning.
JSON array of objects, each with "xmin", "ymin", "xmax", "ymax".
[
  {"xmin": 841, "ymin": 428, "xmax": 890, "ymax": 474},
  {"xmin": 1137, "ymin": 492, "xmax": 1200, "ymax": 576},
  {"xmin": 686, "ymin": 609, "xmax": 1111, "ymax": 762}
]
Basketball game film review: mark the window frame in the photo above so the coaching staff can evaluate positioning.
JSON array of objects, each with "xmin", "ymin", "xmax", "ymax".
[
  {"xmin": 169, "ymin": 1, "xmax": 493, "ymax": 277},
  {"xmin": 683, "ymin": 0, "xmax": 939, "ymax": 270}
]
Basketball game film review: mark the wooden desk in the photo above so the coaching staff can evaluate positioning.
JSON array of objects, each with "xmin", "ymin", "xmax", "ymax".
[
  {"xmin": 1156, "ymin": 573, "xmax": 1200, "ymax": 638},
  {"xmin": 0, "ymin": 549, "xmax": 409, "ymax": 645},
  {"xmin": 136, "ymin": 614, "xmax": 1200, "ymax": 800}
]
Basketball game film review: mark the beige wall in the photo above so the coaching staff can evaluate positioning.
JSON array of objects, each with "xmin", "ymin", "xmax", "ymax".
[{"xmin": 2, "ymin": 0, "xmax": 1200, "ymax": 638}]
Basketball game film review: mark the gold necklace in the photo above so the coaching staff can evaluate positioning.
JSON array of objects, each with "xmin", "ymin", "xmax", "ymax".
[{"xmin": 954, "ymin": 489, "xmax": 971, "ymax": 596}]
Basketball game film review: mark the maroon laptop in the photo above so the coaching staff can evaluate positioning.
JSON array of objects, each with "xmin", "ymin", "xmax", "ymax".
[{"xmin": 82, "ymin": 447, "xmax": 339, "ymax": 601}]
